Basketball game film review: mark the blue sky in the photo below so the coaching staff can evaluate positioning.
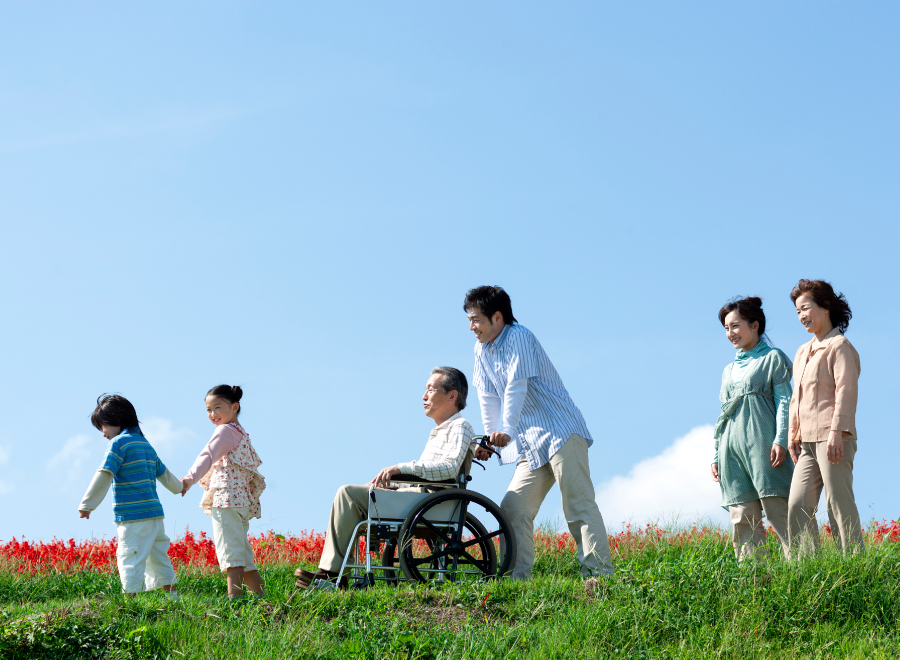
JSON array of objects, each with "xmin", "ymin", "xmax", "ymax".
[{"xmin": 1, "ymin": 3, "xmax": 897, "ymax": 542}]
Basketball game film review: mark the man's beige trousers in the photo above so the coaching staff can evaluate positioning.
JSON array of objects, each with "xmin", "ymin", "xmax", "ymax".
[
  {"xmin": 501, "ymin": 434, "xmax": 614, "ymax": 579},
  {"xmin": 729, "ymin": 496, "xmax": 789, "ymax": 562},
  {"xmin": 318, "ymin": 484, "xmax": 371, "ymax": 573},
  {"xmin": 787, "ymin": 438, "xmax": 864, "ymax": 556}
]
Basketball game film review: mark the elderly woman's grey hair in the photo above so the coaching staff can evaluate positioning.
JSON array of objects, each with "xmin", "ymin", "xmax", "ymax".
[{"xmin": 431, "ymin": 366, "xmax": 468, "ymax": 411}]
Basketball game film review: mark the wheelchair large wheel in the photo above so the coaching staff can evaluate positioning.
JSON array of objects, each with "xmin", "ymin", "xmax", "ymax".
[{"xmin": 397, "ymin": 489, "xmax": 516, "ymax": 582}]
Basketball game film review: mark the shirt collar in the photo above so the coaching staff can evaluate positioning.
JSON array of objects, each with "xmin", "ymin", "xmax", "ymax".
[
  {"xmin": 735, "ymin": 338, "xmax": 770, "ymax": 364},
  {"xmin": 432, "ymin": 412, "xmax": 462, "ymax": 431},
  {"xmin": 810, "ymin": 327, "xmax": 843, "ymax": 353},
  {"xmin": 490, "ymin": 323, "xmax": 512, "ymax": 350}
]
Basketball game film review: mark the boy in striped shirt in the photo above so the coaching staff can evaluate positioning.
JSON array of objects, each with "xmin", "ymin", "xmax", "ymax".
[{"xmin": 79, "ymin": 395, "xmax": 183, "ymax": 597}]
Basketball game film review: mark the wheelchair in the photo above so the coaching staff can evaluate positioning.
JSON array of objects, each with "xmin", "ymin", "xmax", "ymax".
[{"xmin": 338, "ymin": 437, "xmax": 517, "ymax": 587}]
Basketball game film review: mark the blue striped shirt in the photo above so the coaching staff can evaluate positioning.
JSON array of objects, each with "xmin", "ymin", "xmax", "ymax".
[
  {"xmin": 100, "ymin": 427, "xmax": 167, "ymax": 523},
  {"xmin": 473, "ymin": 323, "xmax": 592, "ymax": 469}
]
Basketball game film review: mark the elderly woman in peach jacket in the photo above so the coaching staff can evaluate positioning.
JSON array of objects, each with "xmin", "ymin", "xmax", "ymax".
[{"xmin": 786, "ymin": 279, "xmax": 862, "ymax": 556}]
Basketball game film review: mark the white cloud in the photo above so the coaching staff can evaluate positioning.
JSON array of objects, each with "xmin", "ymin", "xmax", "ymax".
[
  {"xmin": 142, "ymin": 417, "xmax": 195, "ymax": 455},
  {"xmin": 596, "ymin": 425, "xmax": 729, "ymax": 529},
  {"xmin": 47, "ymin": 434, "xmax": 94, "ymax": 482}
]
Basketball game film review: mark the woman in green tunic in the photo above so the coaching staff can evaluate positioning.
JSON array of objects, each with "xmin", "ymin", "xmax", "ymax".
[{"xmin": 712, "ymin": 297, "xmax": 794, "ymax": 561}]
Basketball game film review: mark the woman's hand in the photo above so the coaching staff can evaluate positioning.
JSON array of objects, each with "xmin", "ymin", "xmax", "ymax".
[
  {"xmin": 827, "ymin": 430, "xmax": 846, "ymax": 464},
  {"xmin": 771, "ymin": 445, "xmax": 787, "ymax": 467},
  {"xmin": 710, "ymin": 462, "xmax": 719, "ymax": 482},
  {"xmin": 180, "ymin": 480, "xmax": 191, "ymax": 497},
  {"xmin": 788, "ymin": 439, "xmax": 802, "ymax": 465},
  {"xmin": 79, "ymin": 510, "xmax": 90, "ymax": 519}
]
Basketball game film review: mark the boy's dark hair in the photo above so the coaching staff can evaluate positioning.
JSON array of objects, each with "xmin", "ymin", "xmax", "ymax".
[
  {"xmin": 790, "ymin": 279, "xmax": 852, "ymax": 334},
  {"xmin": 463, "ymin": 286, "xmax": 517, "ymax": 325},
  {"xmin": 207, "ymin": 384, "xmax": 244, "ymax": 416},
  {"xmin": 718, "ymin": 296, "xmax": 766, "ymax": 335},
  {"xmin": 431, "ymin": 367, "xmax": 468, "ymax": 412},
  {"xmin": 91, "ymin": 394, "xmax": 142, "ymax": 434}
]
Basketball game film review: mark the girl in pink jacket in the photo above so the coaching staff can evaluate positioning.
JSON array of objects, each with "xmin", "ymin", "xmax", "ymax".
[{"xmin": 182, "ymin": 385, "xmax": 266, "ymax": 598}]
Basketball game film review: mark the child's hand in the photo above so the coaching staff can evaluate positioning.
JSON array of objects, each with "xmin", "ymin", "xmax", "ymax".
[
  {"xmin": 180, "ymin": 480, "xmax": 190, "ymax": 497},
  {"xmin": 79, "ymin": 510, "xmax": 91, "ymax": 519}
]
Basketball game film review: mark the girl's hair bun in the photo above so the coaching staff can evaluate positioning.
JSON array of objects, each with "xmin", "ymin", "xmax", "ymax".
[{"xmin": 206, "ymin": 384, "xmax": 244, "ymax": 415}]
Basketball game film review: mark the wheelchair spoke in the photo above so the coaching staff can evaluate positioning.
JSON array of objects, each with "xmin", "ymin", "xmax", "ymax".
[
  {"xmin": 461, "ymin": 529, "xmax": 503, "ymax": 549},
  {"xmin": 417, "ymin": 518, "xmax": 453, "ymax": 545},
  {"xmin": 457, "ymin": 549, "xmax": 489, "ymax": 573},
  {"xmin": 411, "ymin": 546, "xmax": 452, "ymax": 566}
]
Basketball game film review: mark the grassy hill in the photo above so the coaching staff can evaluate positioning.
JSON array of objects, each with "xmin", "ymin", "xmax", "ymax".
[{"xmin": 2, "ymin": 524, "xmax": 899, "ymax": 659}]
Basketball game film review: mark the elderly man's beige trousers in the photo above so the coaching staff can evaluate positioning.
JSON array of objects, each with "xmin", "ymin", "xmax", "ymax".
[
  {"xmin": 318, "ymin": 484, "xmax": 371, "ymax": 573},
  {"xmin": 729, "ymin": 497, "xmax": 789, "ymax": 562},
  {"xmin": 787, "ymin": 438, "xmax": 864, "ymax": 557},
  {"xmin": 501, "ymin": 434, "xmax": 614, "ymax": 579},
  {"xmin": 318, "ymin": 484, "xmax": 428, "ymax": 573}
]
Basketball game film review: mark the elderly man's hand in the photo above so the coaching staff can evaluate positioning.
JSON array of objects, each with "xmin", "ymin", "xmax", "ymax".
[
  {"xmin": 489, "ymin": 432, "xmax": 511, "ymax": 448},
  {"xmin": 372, "ymin": 465, "xmax": 401, "ymax": 489},
  {"xmin": 475, "ymin": 446, "xmax": 492, "ymax": 461}
]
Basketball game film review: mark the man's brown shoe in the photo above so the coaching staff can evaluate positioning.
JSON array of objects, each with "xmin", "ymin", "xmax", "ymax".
[{"xmin": 295, "ymin": 569, "xmax": 346, "ymax": 590}]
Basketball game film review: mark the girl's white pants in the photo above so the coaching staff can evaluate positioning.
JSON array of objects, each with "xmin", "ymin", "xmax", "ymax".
[{"xmin": 211, "ymin": 506, "xmax": 257, "ymax": 571}]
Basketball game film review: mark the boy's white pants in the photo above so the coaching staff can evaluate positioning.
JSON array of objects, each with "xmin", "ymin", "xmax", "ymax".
[
  {"xmin": 211, "ymin": 506, "xmax": 257, "ymax": 571},
  {"xmin": 116, "ymin": 518, "xmax": 176, "ymax": 593}
]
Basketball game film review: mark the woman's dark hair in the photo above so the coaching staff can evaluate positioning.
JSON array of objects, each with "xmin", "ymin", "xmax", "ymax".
[
  {"xmin": 463, "ymin": 286, "xmax": 517, "ymax": 325},
  {"xmin": 207, "ymin": 384, "xmax": 244, "ymax": 416},
  {"xmin": 91, "ymin": 394, "xmax": 142, "ymax": 434},
  {"xmin": 718, "ymin": 296, "xmax": 766, "ymax": 335},
  {"xmin": 790, "ymin": 279, "xmax": 852, "ymax": 333},
  {"xmin": 431, "ymin": 367, "xmax": 468, "ymax": 412}
]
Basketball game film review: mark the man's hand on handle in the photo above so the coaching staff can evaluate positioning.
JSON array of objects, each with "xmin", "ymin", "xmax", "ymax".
[
  {"xmin": 488, "ymin": 432, "xmax": 511, "ymax": 448},
  {"xmin": 474, "ymin": 446, "xmax": 492, "ymax": 460}
]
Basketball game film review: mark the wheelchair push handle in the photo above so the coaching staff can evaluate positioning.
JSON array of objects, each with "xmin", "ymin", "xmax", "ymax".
[{"xmin": 474, "ymin": 435, "xmax": 501, "ymax": 458}]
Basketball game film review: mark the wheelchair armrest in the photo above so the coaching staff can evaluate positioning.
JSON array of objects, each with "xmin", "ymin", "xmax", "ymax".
[{"xmin": 389, "ymin": 474, "xmax": 457, "ymax": 487}]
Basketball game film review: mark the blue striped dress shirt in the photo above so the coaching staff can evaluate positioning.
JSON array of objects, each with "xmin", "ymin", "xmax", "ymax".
[{"xmin": 473, "ymin": 323, "xmax": 592, "ymax": 469}]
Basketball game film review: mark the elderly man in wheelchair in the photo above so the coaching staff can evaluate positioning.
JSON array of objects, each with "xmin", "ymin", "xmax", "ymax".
[{"xmin": 295, "ymin": 366, "xmax": 516, "ymax": 590}]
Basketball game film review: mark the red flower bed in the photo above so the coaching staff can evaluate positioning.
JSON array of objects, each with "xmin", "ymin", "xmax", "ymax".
[
  {"xmin": 0, "ymin": 529, "xmax": 327, "ymax": 575},
  {"xmin": 2, "ymin": 520, "xmax": 897, "ymax": 575}
]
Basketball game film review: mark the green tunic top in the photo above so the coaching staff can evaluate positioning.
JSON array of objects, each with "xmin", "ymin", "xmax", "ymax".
[{"xmin": 714, "ymin": 340, "xmax": 794, "ymax": 508}]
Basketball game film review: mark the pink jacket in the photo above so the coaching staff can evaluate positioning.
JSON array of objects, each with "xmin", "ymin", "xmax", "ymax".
[{"xmin": 788, "ymin": 328, "xmax": 860, "ymax": 444}]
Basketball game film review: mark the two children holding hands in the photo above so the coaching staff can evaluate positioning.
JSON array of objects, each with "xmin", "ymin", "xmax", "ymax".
[{"xmin": 78, "ymin": 385, "xmax": 265, "ymax": 599}]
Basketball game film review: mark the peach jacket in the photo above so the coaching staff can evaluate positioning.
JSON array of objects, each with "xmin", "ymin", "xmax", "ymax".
[{"xmin": 788, "ymin": 328, "xmax": 860, "ymax": 444}]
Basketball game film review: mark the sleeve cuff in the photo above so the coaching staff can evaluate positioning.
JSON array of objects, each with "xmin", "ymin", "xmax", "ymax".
[
  {"xmin": 397, "ymin": 461, "xmax": 416, "ymax": 475},
  {"xmin": 773, "ymin": 438, "xmax": 788, "ymax": 449},
  {"xmin": 831, "ymin": 415, "xmax": 854, "ymax": 433}
]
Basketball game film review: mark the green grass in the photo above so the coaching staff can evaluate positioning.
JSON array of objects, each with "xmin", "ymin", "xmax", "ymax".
[{"xmin": 3, "ymin": 532, "xmax": 900, "ymax": 659}]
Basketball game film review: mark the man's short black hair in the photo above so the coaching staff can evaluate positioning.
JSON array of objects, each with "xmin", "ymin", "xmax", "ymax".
[
  {"xmin": 431, "ymin": 367, "xmax": 468, "ymax": 412},
  {"xmin": 463, "ymin": 286, "xmax": 517, "ymax": 326}
]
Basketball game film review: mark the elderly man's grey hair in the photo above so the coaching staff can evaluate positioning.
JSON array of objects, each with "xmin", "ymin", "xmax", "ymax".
[{"xmin": 431, "ymin": 366, "xmax": 468, "ymax": 411}]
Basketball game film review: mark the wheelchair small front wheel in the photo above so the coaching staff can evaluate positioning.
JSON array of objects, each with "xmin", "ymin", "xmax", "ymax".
[{"xmin": 397, "ymin": 489, "xmax": 516, "ymax": 583}]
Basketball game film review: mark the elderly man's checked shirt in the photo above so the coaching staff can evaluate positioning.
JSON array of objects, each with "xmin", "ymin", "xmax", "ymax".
[{"xmin": 396, "ymin": 413, "xmax": 475, "ymax": 480}]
